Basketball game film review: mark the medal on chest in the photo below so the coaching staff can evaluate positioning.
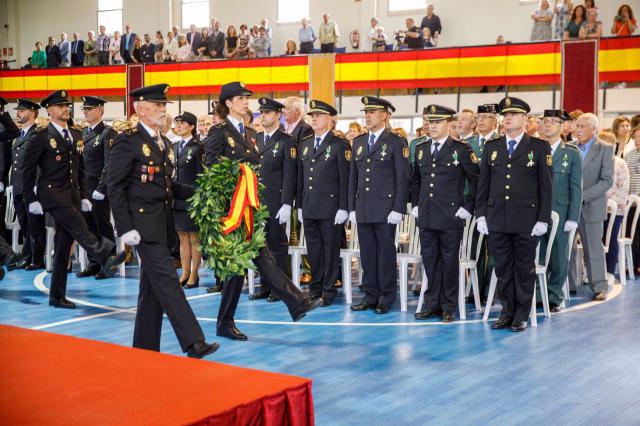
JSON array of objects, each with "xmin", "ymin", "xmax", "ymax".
[
  {"xmin": 418, "ymin": 150, "xmax": 423, "ymax": 161},
  {"xmin": 452, "ymin": 150, "xmax": 459, "ymax": 166},
  {"xmin": 357, "ymin": 145, "xmax": 363, "ymax": 156},
  {"xmin": 76, "ymin": 140, "xmax": 84, "ymax": 154},
  {"xmin": 562, "ymin": 153, "xmax": 569, "ymax": 169},
  {"xmin": 527, "ymin": 151, "xmax": 534, "ymax": 167},
  {"xmin": 324, "ymin": 146, "xmax": 332, "ymax": 161},
  {"xmin": 94, "ymin": 135, "xmax": 101, "ymax": 147},
  {"xmin": 272, "ymin": 142, "xmax": 280, "ymax": 157},
  {"xmin": 186, "ymin": 147, "xmax": 192, "ymax": 161},
  {"xmin": 380, "ymin": 144, "xmax": 387, "ymax": 160}
]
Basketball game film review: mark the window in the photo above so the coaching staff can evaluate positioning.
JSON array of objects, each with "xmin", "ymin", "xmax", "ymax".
[
  {"xmin": 98, "ymin": 0, "xmax": 122, "ymax": 34},
  {"xmin": 182, "ymin": 0, "xmax": 210, "ymax": 29},
  {"xmin": 388, "ymin": 0, "xmax": 426, "ymax": 13},
  {"xmin": 277, "ymin": 0, "xmax": 309, "ymax": 24}
]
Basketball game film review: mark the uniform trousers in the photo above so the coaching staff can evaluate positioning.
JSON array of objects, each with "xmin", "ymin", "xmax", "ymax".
[
  {"xmin": 14, "ymin": 195, "xmax": 46, "ymax": 263},
  {"xmin": 420, "ymin": 227, "xmax": 463, "ymax": 313},
  {"xmin": 303, "ymin": 218, "xmax": 341, "ymax": 301},
  {"xmin": 84, "ymin": 197, "xmax": 116, "ymax": 266},
  {"xmin": 358, "ymin": 222, "xmax": 397, "ymax": 307}
]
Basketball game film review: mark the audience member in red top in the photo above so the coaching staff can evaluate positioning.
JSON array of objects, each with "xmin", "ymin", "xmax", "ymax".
[{"xmin": 611, "ymin": 4, "xmax": 637, "ymax": 36}]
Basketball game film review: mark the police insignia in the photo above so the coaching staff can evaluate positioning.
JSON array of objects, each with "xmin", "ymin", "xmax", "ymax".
[
  {"xmin": 163, "ymin": 86, "xmax": 169, "ymax": 94},
  {"xmin": 505, "ymin": 97, "xmax": 511, "ymax": 107},
  {"xmin": 471, "ymin": 153, "xmax": 479, "ymax": 164},
  {"xmin": 363, "ymin": 97, "xmax": 369, "ymax": 104},
  {"xmin": 430, "ymin": 104, "xmax": 436, "ymax": 114},
  {"xmin": 403, "ymin": 147, "xmax": 409, "ymax": 159},
  {"xmin": 357, "ymin": 146, "xmax": 363, "ymax": 156},
  {"xmin": 49, "ymin": 138, "xmax": 57, "ymax": 149},
  {"xmin": 418, "ymin": 150, "xmax": 423, "ymax": 160},
  {"xmin": 310, "ymin": 100, "xmax": 316, "ymax": 109},
  {"xmin": 142, "ymin": 143, "xmax": 151, "ymax": 157},
  {"xmin": 345, "ymin": 150, "xmax": 352, "ymax": 161},
  {"xmin": 227, "ymin": 137, "xmax": 235, "ymax": 147},
  {"xmin": 61, "ymin": 90, "xmax": 67, "ymax": 97},
  {"xmin": 291, "ymin": 147, "xmax": 297, "ymax": 158},
  {"xmin": 546, "ymin": 154, "xmax": 552, "ymax": 166},
  {"xmin": 239, "ymin": 82, "xmax": 245, "ymax": 88},
  {"xmin": 491, "ymin": 151, "xmax": 497, "ymax": 161},
  {"xmin": 303, "ymin": 146, "xmax": 309, "ymax": 156}
]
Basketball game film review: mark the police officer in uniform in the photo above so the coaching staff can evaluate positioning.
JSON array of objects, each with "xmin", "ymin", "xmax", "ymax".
[
  {"xmin": 77, "ymin": 96, "xmax": 117, "ymax": 278},
  {"xmin": 297, "ymin": 100, "xmax": 351, "ymax": 306},
  {"xmin": 475, "ymin": 97, "xmax": 553, "ymax": 332},
  {"xmin": 539, "ymin": 109, "xmax": 582, "ymax": 312},
  {"xmin": 413, "ymin": 105, "xmax": 480, "ymax": 322},
  {"xmin": 348, "ymin": 96, "xmax": 409, "ymax": 314},
  {"xmin": 9, "ymin": 99, "xmax": 46, "ymax": 270},
  {"xmin": 108, "ymin": 84, "xmax": 218, "ymax": 358},
  {"xmin": 249, "ymin": 98, "xmax": 297, "ymax": 302},
  {"xmin": 21, "ymin": 90, "xmax": 126, "ymax": 309},
  {"xmin": 204, "ymin": 82, "xmax": 320, "ymax": 340}
]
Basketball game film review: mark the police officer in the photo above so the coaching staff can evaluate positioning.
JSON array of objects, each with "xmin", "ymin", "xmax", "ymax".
[
  {"xmin": 348, "ymin": 96, "xmax": 409, "ymax": 314},
  {"xmin": 249, "ymin": 98, "xmax": 297, "ymax": 302},
  {"xmin": 203, "ymin": 82, "xmax": 320, "ymax": 341},
  {"xmin": 9, "ymin": 99, "xmax": 46, "ymax": 270},
  {"xmin": 413, "ymin": 105, "xmax": 480, "ymax": 322},
  {"xmin": 108, "ymin": 84, "xmax": 218, "ymax": 358},
  {"xmin": 475, "ymin": 97, "xmax": 553, "ymax": 332},
  {"xmin": 0, "ymin": 96, "xmax": 21, "ymax": 186},
  {"xmin": 21, "ymin": 90, "xmax": 126, "ymax": 309},
  {"xmin": 296, "ymin": 100, "xmax": 350, "ymax": 306},
  {"xmin": 539, "ymin": 109, "xmax": 581, "ymax": 312},
  {"xmin": 77, "ymin": 95, "xmax": 117, "ymax": 279}
]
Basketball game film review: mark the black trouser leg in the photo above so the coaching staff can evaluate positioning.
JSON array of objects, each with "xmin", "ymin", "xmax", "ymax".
[
  {"xmin": 304, "ymin": 218, "xmax": 325, "ymax": 299},
  {"xmin": 488, "ymin": 232, "xmax": 516, "ymax": 319},
  {"xmin": 438, "ymin": 228, "xmax": 463, "ymax": 313},
  {"xmin": 50, "ymin": 226, "xmax": 74, "ymax": 299},
  {"xmin": 512, "ymin": 233, "xmax": 539, "ymax": 322},
  {"xmin": 318, "ymin": 219, "xmax": 340, "ymax": 301},
  {"xmin": 13, "ymin": 195, "xmax": 32, "ymax": 263},
  {"xmin": 261, "ymin": 217, "xmax": 289, "ymax": 291},
  {"xmin": 48, "ymin": 206, "xmax": 114, "ymax": 262},
  {"xmin": 28, "ymin": 211, "xmax": 46, "ymax": 264},
  {"xmin": 375, "ymin": 222, "xmax": 398, "ymax": 307},
  {"xmin": 420, "ymin": 228, "xmax": 443, "ymax": 312},
  {"xmin": 217, "ymin": 275, "xmax": 244, "ymax": 328},
  {"xmin": 253, "ymin": 247, "xmax": 306, "ymax": 315},
  {"xmin": 357, "ymin": 223, "xmax": 380, "ymax": 305}
]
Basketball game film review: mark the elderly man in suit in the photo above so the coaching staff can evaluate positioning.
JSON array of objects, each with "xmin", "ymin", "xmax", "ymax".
[
  {"xmin": 120, "ymin": 24, "xmax": 136, "ymax": 64},
  {"xmin": 569, "ymin": 113, "xmax": 614, "ymax": 301},
  {"xmin": 58, "ymin": 33, "xmax": 71, "ymax": 67}
]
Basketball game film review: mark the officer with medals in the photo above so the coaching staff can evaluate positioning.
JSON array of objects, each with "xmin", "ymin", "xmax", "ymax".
[
  {"xmin": 475, "ymin": 97, "xmax": 553, "ymax": 332},
  {"xmin": 9, "ymin": 99, "xmax": 46, "ymax": 270},
  {"xmin": 296, "ymin": 100, "xmax": 351, "ymax": 306},
  {"xmin": 77, "ymin": 95, "xmax": 117, "ymax": 279},
  {"xmin": 21, "ymin": 90, "xmax": 126, "ymax": 309},
  {"xmin": 348, "ymin": 96, "xmax": 410, "ymax": 314},
  {"xmin": 412, "ymin": 105, "xmax": 480, "ymax": 322},
  {"xmin": 203, "ymin": 82, "xmax": 320, "ymax": 341},
  {"xmin": 249, "ymin": 98, "xmax": 297, "ymax": 302},
  {"xmin": 539, "ymin": 109, "xmax": 582, "ymax": 312},
  {"xmin": 108, "ymin": 84, "xmax": 218, "ymax": 358}
]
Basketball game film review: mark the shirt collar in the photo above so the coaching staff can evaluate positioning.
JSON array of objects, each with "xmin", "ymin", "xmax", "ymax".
[
  {"xmin": 264, "ymin": 128, "xmax": 278, "ymax": 139},
  {"xmin": 433, "ymin": 135, "xmax": 448, "ymax": 145},
  {"xmin": 478, "ymin": 131, "xmax": 495, "ymax": 140},
  {"xmin": 550, "ymin": 139, "xmax": 562, "ymax": 155},
  {"xmin": 370, "ymin": 127, "xmax": 385, "ymax": 140},
  {"xmin": 315, "ymin": 130, "xmax": 331, "ymax": 143},
  {"xmin": 139, "ymin": 120, "xmax": 157, "ymax": 138},
  {"xmin": 88, "ymin": 121, "xmax": 103, "ymax": 133},
  {"xmin": 506, "ymin": 132, "xmax": 525, "ymax": 145},
  {"xmin": 285, "ymin": 118, "xmax": 301, "ymax": 134},
  {"xmin": 227, "ymin": 115, "xmax": 244, "ymax": 133},
  {"xmin": 181, "ymin": 135, "xmax": 193, "ymax": 143},
  {"xmin": 51, "ymin": 121, "xmax": 71, "ymax": 139},
  {"xmin": 461, "ymin": 133, "xmax": 474, "ymax": 141},
  {"xmin": 21, "ymin": 122, "xmax": 35, "ymax": 135}
]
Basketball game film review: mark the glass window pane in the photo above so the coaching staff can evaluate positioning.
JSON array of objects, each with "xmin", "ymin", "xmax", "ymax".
[
  {"xmin": 98, "ymin": 0, "xmax": 122, "ymax": 11},
  {"xmin": 389, "ymin": 0, "xmax": 426, "ymax": 12},
  {"xmin": 182, "ymin": 2, "xmax": 210, "ymax": 29},
  {"xmin": 277, "ymin": 0, "xmax": 309, "ymax": 23},
  {"xmin": 98, "ymin": 10, "xmax": 122, "ymax": 34}
]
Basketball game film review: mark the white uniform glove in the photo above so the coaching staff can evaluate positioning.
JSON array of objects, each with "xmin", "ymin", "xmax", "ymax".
[
  {"xmin": 81, "ymin": 199, "xmax": 93, "ymax": 212},
  {"xmin": 92, "ymin": 190, "xmax": 105, "ymax": 201},
  {"xmin": 275, "ymin": 204, "xmax": 292, "ymax": 225},
  {"xmin": 455, "ymin": 207, "xmax": 472, "ymax": 220},
  {"xmin": 334, "ymin": 209, "xmax": 348, "ymax": 225},
  {"xmin": 411, "ymin": 206, "xmax": 419, "ymax": 219},
  {"xmin": 531, "ymin": 221, "xmax": 548, "ymax": 237},
  {"xmin": 28, "ymin": 201, "xmax": 44, "ymax": 215},
  {"xmin": 349, "ymin": 211, "xmax": 357, "ymax": 224},
  {"xmin": 476, "ymin": 216, "xmax": 489, "ymax": 235},
  {"xmin": 0, "ymin": 182, "xmax": 4, "ymax": 192},
  {"xmin": 297, "ymin": 209, "xmax": 303, "ymax": 222},
  {"xmin": 564, "ymin": 220, "xmax": 578, "ymax": 232},
  {"xmin": 6, "ymin": 185, "xmax": 12, "ymax": 194},
  {"xmin": 121, "ymin": 229, "xmax": 141, "ymax": 246},
  {"xmin": 387, "ymin": 211, "xmax": 403, "ymax": 225}
]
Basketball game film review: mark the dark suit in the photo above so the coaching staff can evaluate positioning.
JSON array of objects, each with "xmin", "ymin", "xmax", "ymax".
[
  {"xmin": 289, "ymin": 120, "xmax": 313, "ymax": 146},
  {"xmin": 411, "ymin": 137, "xmax": 479, "ymax": 313},
  {"xmin": 119, "ymin": 32, "xmax": 136, "ymax": 63},
  {"xmin": 108, "ymin": 123, "xmax": 204, "ymax": 352},
  {"xmin": 70, "ymin": 39, "xmax": 84, "ymax": 66},
  {"xmin": 45, "ymin": 44, "xmax": 62, "ymax": 67},
  {"xmin": 186, "ymin": 32, "xmax": 202, "ymax": 55},
  {"xmin": 0, "ymin": 111, "xmax": 21, "ymax": 182},
  {"xmin": 349, "ymin": 129, "xmax": 409, "ymax": 307},
  {"xmin": 476, "ymin": 134, "xmax": 553, "ymax": 322},
  {"xmin": 140, "ymin": 43, "xmax": 156, "ymax": 63},
  {"xmin": 211, "ymin": 31, "xmax": 225, "ymax": 58}
]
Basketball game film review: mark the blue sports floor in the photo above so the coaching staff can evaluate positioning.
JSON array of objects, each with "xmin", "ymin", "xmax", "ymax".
[{"xmin": 1, "ymin": 266, "xmax": 640, "ymax": 425}]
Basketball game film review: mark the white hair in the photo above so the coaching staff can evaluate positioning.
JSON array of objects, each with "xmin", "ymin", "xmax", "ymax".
[
  {"xmin": 579, "ymin": 112, "xmax": 599, "ymax": 130},
  {"xmin": 284, "ymin": 96, "xmax": 304, "ymax": 114},
  {"xmin": 133, "ymin": 101, "xmax": 140, "ymax": 113}
]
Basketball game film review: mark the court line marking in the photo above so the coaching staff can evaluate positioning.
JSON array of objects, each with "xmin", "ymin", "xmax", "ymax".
[{"xmin": 31, "ymin": 271, "xmax": 624, "ymax": 329}]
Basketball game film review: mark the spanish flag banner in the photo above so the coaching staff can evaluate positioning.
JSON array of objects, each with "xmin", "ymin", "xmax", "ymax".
[{"xmin": 221, "ymin": 163, "xmax": 260, "ymax": 239}]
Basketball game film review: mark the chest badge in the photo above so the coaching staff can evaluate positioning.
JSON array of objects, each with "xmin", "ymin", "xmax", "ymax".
[
  {"xmin": 142, "ymin": 143, "xmax": 151, "ymax": 157},
  {"xmin": 76, "ymin": 140, "xmax": 84, "ymax": 154},
  {"xmin": 418, "ymin": 150, "xmax": 423, "ymax": 160},
  {"xmin": 303, "ymin": 146, "xmax": 309, "ymax": 156},
  {"xmin": 527, "ymin": 151, "xmax": 535, "ymax": 167},
  {"xmin": 186, "ymin": 147, "xmax": 192, "ymax": 161},
  {"xmin": 49, "ymin": 138, "xmax": 57, "ymax": 149},
  {"xmin": 452, "ymin": 151, "xmax": 459, "ymax": 166},
  {"xmin": 324, "ymin": 146, "xmax": 332, "ymax": 161},
  {"xmin": 227, "ymin": 137, "xmax": 235, "ymax": 148},
  {"xmin": 491, "ymin": 151, "xmax": 497, "ymax": 161},
  {"xmin": 94, "ymin": 135, "xmax": 101, "ymax": 147},
  {"xmin": 357, "ymin": 145, "xmax": 363, "ymax": 156},
  {"xmin": 562, "ymin": 153, "xmax": 568, "ymax": 169},
  {"xmin": 272, "ymin": 142, "xmax": 280, "ymax": 157},
  {"xmin": 380, "ymin": 144, "xmax": 387, "ymax": 160}
]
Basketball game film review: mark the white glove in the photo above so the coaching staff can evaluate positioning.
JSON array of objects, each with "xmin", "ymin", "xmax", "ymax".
[
  {"xmin": 411, "ymin": 206, "xmax": 419, "ymax": 219},
  {"xmin": 81, "ymin": 199, "xmax": 93, "ymax": 212},
  {"xmin": 33, "ymin": 185, "xmax": 37, "ymax": 195},
  {"xmin": 531, "ymin": 221, "xmax": 548, "ymax": 237},
  {"xmin": 297, "ymin": 209, "xmax": 303, "ymax": 222},
  {"xmin": 476, "ymin": 216, "xmax": 489, "ymax": 235},
  {"xmin": 334, "ymin": 209, "xmax": 348, "ymax": 225},
  {"xmin": 92, "ymin": 190, "xmax": 105, "ymax": 201},
  {"xmin": 564, "ymin": 220, "xmax": 578, "ymax": 232},
  {"xmin": 121, "ymin": 229, "xmax": 141, "ymax": 246},
  {"xmin": 28, "ymin": 201, "xmax": 44, "ymax": 215},
  {"xmin": 387, "ymin": 211, "xmax": 403, "ymax": 225},
  {"xmin": 275, "ymin": 204, "xmax": 292, "ymax": 225},
  {"xmin": 349, "ymin": 211, "xmax": 357, "ymax": 224},
  {"xmin": 0, "ymin": 182, "xmax": 4, "ymax": 192},
  {"xmin": 6, "ymin": 185, "xmax": 12, "ymax": 194},
  {"xmin": 455, "ymin": 207, "xmax": 472, "ymax": 220}
]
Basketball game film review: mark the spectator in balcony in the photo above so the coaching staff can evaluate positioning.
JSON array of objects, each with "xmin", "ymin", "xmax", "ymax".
[
  {"xmin": 70, "ymin": 32, "xmax": 84, "ymax": 66},
  {"xmin": 120, "ymin": 25, "xmax": 136, "ymax": 64},
  {"xmin": 176, "ymin": 34, "xmax": 193, "ymax": 62},
  {"xmin": 611, "ymin": 4, "xmax": 637, "ymax": 36},
  {"xmin": 496, "ymin": 35, "xmax": 505, "ymax": 44},
  {"xmin": 186, "ymin": 24, "xmax": 202, "ymax": 56},
  {"xmin": 285, "ymin": 39, "xmax": 297, "ymax": 55},
  {"xmin": 554, "ymin": 0, "xmax": 573, "ymax": 39},
  {"xmin": 83, "ymin": 31, "xmax": 98, "ymax": 66},
  {"xmin": 172, "ymin": 25, "xmax": 182, "ymax": 38},
  {"xmin": 96, "ymin": 26, "xmax": 110, "ymax": 65},
  {"xmin": 225, "ymin": 25, "xmax": 239, "ymax": 58},
  {"xmin": 372, "ymin": 27, "xmax": 388, "ymax": 51},
  {"xmin": 579, "ymin": 8, "xmax": 603, "ymax": 38},
  {"xmin": 154, "ymin": 31, "xmax": 165, "ymax": 63},
  {"xmin": 584, "ymin": 0, "xmax": 596, "ymax": 9},
  {"xmin": 210, "ymin": 20, "xmax": 225, "ymax": 59},
  {"xmin": 198, "ymin": 28, "xmax": 213, "ymax": 60},
  {"xmin": 261, "ymin": 18, "xmax": 273, "ymax": 56},
  {"xmin": 420, "ymin": 3, "xmax": 442, "ymax": 38},
  {"xmin": 163, "ymin": 31, "xmax": 178, "ymax": 62},
  {"xmin": 110, "ymin": 31, "xmax": 122, "ymax": 64},
  {"xmin": 564, "ymin": 4, "xmax": 586, "ymax": 39},
  {"xmin": 531, "ymin": 0, "xmax": 554, "ymax": 41},
  {"xmin": 422, "ymin": 27, "xmax": 436, "ymax": 48},
  {"xmin": 58, "ymin": 33, "xmax": 71, "ymax": 67},
  {"xmin": 367, "ymin": 17, "xmax": 380, "ymax": 51},
  {"xmin": 237, "ymin": 25, "xmax": 251, "ymax": 59},
  {"xmin": 299, "ymin": 17, "xmax": 316, "ymax": 54},
  {"xmin": 251, "ymin": 27, "xmax": 271, "ymax": 58},
  {"xmin": 140, "ymin": 34, "xmax": 156, "ymax": 63},
  {"xmin": 319, "ymin": 13, "xmax": 340, "ymax": 53},
  {"xmin": 132, "ymin": 35, "xmax": 143, "ymax": 63},
  {"xmin": 32, "ymin": 42, "xmax": 47, "ymax": 68},
  {"xmin": 612, "ymin": 116, "xmax": 632, "ymax": 157},
  {"xmin": 404, "ymin": 18, "xmax": 424, "ymax": 49}
]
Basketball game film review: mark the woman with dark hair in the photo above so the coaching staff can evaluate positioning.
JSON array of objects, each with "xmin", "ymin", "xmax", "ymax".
[
  {"xmin": 611, "ymin": 4, "xmax": 637, "ymax": 36},
  {"xmin": 172, "ymin": 112, "xmax": 203, "ymax": 289},
  {"xmin": 225, "ymin": 25, "xmax": 238, "ymax": 58},
  {"xmin": 613, "ymin": 116, "xmax": 632, "ymax": 157},
  {"xmin": 564, "ymin": 4, "xmax": 586, "ymax": 38}
]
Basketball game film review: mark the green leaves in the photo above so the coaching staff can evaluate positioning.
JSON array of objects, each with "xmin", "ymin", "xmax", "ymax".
[{"xmin": 188, "ymin": 158, "xmax": 269, "ymax": 281}]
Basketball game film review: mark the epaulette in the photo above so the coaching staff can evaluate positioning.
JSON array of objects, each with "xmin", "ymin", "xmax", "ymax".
[
  {"xmin": 452, "ymin": 137, "xmax": 467, "ymax": 145},
  {"xmin": 565, "ymin": 143, "xmax": 579, "ymax": 151},
  {"xmin": 213, "ymin": 121, "xmax": 227, "ymax": 129},
  {"xmin": 35, "ymin": 125, "xmax": 47, "ymax": 133},
  {"xmin": 414, "ymin": 136, "xmax": 429, "ymax": 146},
  {"xmin": 485, "ymin": 137, "xmax": 501, "ymax": 144},
  {"xmin": 531, "ymin": 136, "xmax": 547, "ymax": 144},
  {"xmin": 123, "ymin": 126, "xmax": 138, "ymax": 136},
  {"xmin": 71, "ymin": 125, "xmax": 83, "ymax": 132},
  {"xmin": 301, "ymin": 133, "xmax": 314, "ymax": 142}
]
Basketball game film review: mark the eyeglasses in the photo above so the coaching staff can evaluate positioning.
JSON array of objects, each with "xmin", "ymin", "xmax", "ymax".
[{"xmin": 542, "ymin": 118, "xmax": 563, "ymax": 125}]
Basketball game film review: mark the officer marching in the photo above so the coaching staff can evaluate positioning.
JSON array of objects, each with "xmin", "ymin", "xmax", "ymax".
[
  {"xmin": 412, "ymin": 105, "xmax": 480, "ymax": 322},
  {"xmin": 539, "ymin": 109, "xmax": 582, "ymax": 312},
  {"xmin": 475, "ymin": 97, "xmax": 553, "ymax": 332},
  {"xmin": 348, "ymin": 96, "xmax": 410, "ymax": 314}
]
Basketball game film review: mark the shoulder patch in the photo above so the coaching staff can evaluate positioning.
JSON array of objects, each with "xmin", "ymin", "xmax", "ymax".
[
  {"xmin": 546, "ymin": 154, "xmax": 553, "ymax": 166},
  {"xmin": 415, "ymin": 137, "xmax": 429, "ymax": 146},
  {"xmin": 35, "ymin": 125, "xmax": 47, "ymax": 133},
  {"xmin": 214, "ymin": 122, "xmax": 227, "ymax": 129},
  {"xmin": 301, "ymin": 134, "xmax": 314, "ymax": 142},
  {"xmin": 124, "ymin": 126, "xmax": 138, "ymax": 136},
  {"xmin": 403, "ymin": 147, "xmax": 409, "ymax": 159}
]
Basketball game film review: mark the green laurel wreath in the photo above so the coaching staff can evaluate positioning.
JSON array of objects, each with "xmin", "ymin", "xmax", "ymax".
[{"xmin": 188, "ymin": 158, "xmax": 269, "ymax": 281}]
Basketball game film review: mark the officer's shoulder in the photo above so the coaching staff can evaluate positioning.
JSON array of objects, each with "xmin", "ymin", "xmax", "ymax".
[
  {"xmin": 34, "ymin": 125, "xmax": 48, "ymax": 135},
  {"xmin": 564, "ymin": 143, "xmax": 579, "ymax": 152},
  {"xmin": 354, "ymin": 133, "xmax": 368, "ymax": 143},
  {"xmin": 530, "ymin": 136, "xmax": 547, "ymax": 144},
  {"xmin": 300, "ymin": 133, "xmax": 314, "ymax": 143},
  {"xmin": 211, "ymin": 121, "xmax": 227, "ymax": 132},
  {"xmin": 414, "ymin": 137, "xmax": 429, "ymax": 147},
  {"xmin": 451, "ymin": 137, "xmax": 468, "ymax": 146},
  {"xmin": 485, "ymin": 136, "xmax": 502, "ymax": 145}
]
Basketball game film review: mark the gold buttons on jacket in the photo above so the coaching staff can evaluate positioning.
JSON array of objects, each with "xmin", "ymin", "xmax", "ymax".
[
  {"xmin": 505, "ymin": 185, "xmax": 510, "ymax": 189},
  {"xmin": 139, "ymin": 208, "xmax": 144, "ymax": 212},
  {"xmin": 507, "ymin": 164, "xmax": 512, "ymax": 168},
  {"xmin": 505, "ymin": 196, "xmax": 510, "ymax": 200},
  {"xmin": 506, "ymin": 174, "xmax": 511, "ymax": 179}
]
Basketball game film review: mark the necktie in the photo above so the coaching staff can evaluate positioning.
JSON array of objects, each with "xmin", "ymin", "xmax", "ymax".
[
  {"xmin": 179, "ymin": 140, "xmax": 187, "ymax": 154},
  {"xmin": 238, "ymin": 122, "xmax": 245, "ymax": 135},
  {"xmin": 508, "ymin": 140, "xmax": 516, "ymax": 157},
  {"xmin": 480, "ymin": 137, "xmax": 486, "ymax": 148},
  {"xmin": 368, "ymin": 133, "xmax": 376, "ymax": 153},
  {"xmin": 125, "ymin": 34, "xmax": 129, "ymax": 50},
  {"xmin": 265, "ymin": 134, "xmax": 271, "ymax": 145},
  {"xmin": 432, "ymin": 142, "xmax": 440, "ymax": 159},
  {"xmin": 62, "ymin": 128, "xmax": 72, "ymax": 148},
  {"xmin": 19, "ymin": 130, "xmax": 25, "ymax": 141},
  {"xmin": 314, "ymin": 137, "xmax": 321, "ymax": 152}
]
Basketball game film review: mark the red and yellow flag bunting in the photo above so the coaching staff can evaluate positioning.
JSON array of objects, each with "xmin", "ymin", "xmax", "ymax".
[{"xmin": 221, "ymin": 164, "xmax": 260, "ymax": 239}]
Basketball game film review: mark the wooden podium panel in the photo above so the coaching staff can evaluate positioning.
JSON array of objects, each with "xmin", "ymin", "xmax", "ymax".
[{"xmin": 308, "ymin": 54, "xmax": 336, "ymax": 107}]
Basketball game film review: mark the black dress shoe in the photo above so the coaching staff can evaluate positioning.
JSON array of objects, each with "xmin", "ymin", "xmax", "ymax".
[
  {"xmin": 511, "ymin": 320, "xmax": 528, "ymax": 332},
  {"xmin": 491, "ymin": 316, "xmax": 513, "ymax": 329},
  {"xmin": 350, "ymin": 301, "xmax": 375, "ymax": 312},
  {"xmin": 179, "ymin": 275, "xmax": 190, "ymax": 286},
  {"xmin": 187, "ymin": 340, "xmax": 220, "ymax": 358},
  {"xmin": 441, "ymin": 311, "xmax": 456, "ymax": 322},
  {"xmin": 7, "ymin": 258, "xmax": 28, "ymax": 271},
  {"xmin": 100, "ymin": 251, "xmax": 127, "ymax": 278},
  {"xmin": 415, "ymin": 309, "xmax": 442, "ymax": 320},
  {"xmin": 216, "ymin": 326, "xmax": 248, "ymax": 341},
  {"xmin": 320, "ymin": 297, "xmax": 333, "ymax": 307},
  {"xmin": 25, "ymin": 262, "xmax": 46, "ymax": 271},
  {"xmin": 550, "ymin": 303, "xmax": 563, "ymax": 313},
  {"xmin": 76, "ymin": 264, "xmax": 100, "ymax": 277},
  {"xmin": 184, "ymin": 278, "xmax": 200, "ymax": 289},
  {"xmin": 94, "ymin": 272, "xmax": 107, "ymax": 280},
  {"xmin": 49, "ymin": 297, "xmax": 76, "ymax": 309},
  {"xmin": 207, "ymin": 283, "xmax": 223, "ymax": 293},
  {"xmin": 290, "ymin": 297, "xmax": 322, "ymax": 322},
  {"xmin": 249, "ymin": 290, "xmax": 270, "ymax": 300},
  {"xmin": 267, "ymin": 295, "xmax": 280, "ymax": 302},
  {"xmin": 375, "ymin": 305, "xmax": 390, "ymax": 314}
]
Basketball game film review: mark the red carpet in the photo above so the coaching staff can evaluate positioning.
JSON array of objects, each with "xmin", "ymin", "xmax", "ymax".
[{"xmin": 0, "ymin": 325, "xmax": 314, "ymax": 425}]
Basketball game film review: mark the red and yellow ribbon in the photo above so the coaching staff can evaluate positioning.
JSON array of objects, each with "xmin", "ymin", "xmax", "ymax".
[{"xmin": 221, "ymin": 163, "xmax": 260, "ymax": 239}]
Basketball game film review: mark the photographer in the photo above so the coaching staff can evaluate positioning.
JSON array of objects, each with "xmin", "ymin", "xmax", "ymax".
[
  {"xmin": 403, "ymin": 18, "xmax": 423, "ymax": 49},
  {"xmin": 611, "ymin": 4, "xmax": 637, "ymax": 36}
]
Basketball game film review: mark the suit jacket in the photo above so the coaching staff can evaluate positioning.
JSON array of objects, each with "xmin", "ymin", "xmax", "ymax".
[
  {"xmin": 203, "ymin": 119, "xmax": 258, "ymax": 167},
  {"xmin": 0, "ymin": 111, "xmax": 21, "ymax": 181},
  {"xmin": 551, "ymin": 142, "xmax": 582, "ymax": 224},
  {"xmin": 211, "ymin": 31, "xmax": 225, "ymax": 57},
  {"xmin": 70, "ymin": 39, "xmax": 84, "ymax": 65},
  {"xmin": 172, "ymin": 137, "xmax": 203, "ymax": 211},
  {"xmin": 9, "ymin": 123, "xmax": 38, "ymax": 195},
  {"xmin": 349, "ymin": 129, "xmax": 410, "ymax": 223},
  {"xmin": 140, "ymin": 43, "xmax": 156, "ymax": 63},
  {"xmin": 580, "ymin": 138, "xmax": 614, "ymax": 222},
  {"xmin": 186, "ymin": 32, "xmax": 202, "ymax": 55},
  {"xmin": 82, "ymin": 121, "xmax": 116, "ymax": 195},
  {"xmin": 59, "ymin": 40, "xmax": 71, "ymax": 65},
  {"xmin": 289, "ymin": 120, "xmax": 313, "ymax": 145},
  {"xmin": 475, "ymin": 134, "xmax": 553, "ymax": 234},
  {"xmin": 256, "ymin": 129, "xmax": 297, "ymax": 216},
  {"xmin": 45, "ymin": 44, "xmax": 62, "ymax": 67},
  {"xmin": 120, "ymin": 32, "xmax": 137, "ymax": 58}
]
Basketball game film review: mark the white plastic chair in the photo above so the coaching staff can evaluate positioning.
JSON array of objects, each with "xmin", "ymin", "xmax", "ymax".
[
  {"xmin": 617, "ymin": 195, "xmax": 640, "ymax": 286},
  {"xmin": 415, "ymin": 265, "xmax": 429, "ymax": 313},
  {"xmin": 248, "ymin": 220, "xmax": 291, "ymax": 295},
  {"xmin": 458, "ymin": 217, "xmax": 483, "ymax": 320},
  {"xmin": 4, "ymin": 187, "xmax": 21, "ymax": 252},
  {"xmin": 340, "ymin": 222, "xmax": 360, "ymax": 304},
  {"xmin": 396, "ymin": 214, "xmax": 421, "ymax": 312},
  {"xmin": 288, "ymin": 222, "xmax": 306, "ymax": 290}
]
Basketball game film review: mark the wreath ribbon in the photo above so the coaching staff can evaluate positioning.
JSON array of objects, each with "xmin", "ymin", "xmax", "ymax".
[{"xmin": 221, "ymin": 163, "xmax": 260, "ymax": 239}]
